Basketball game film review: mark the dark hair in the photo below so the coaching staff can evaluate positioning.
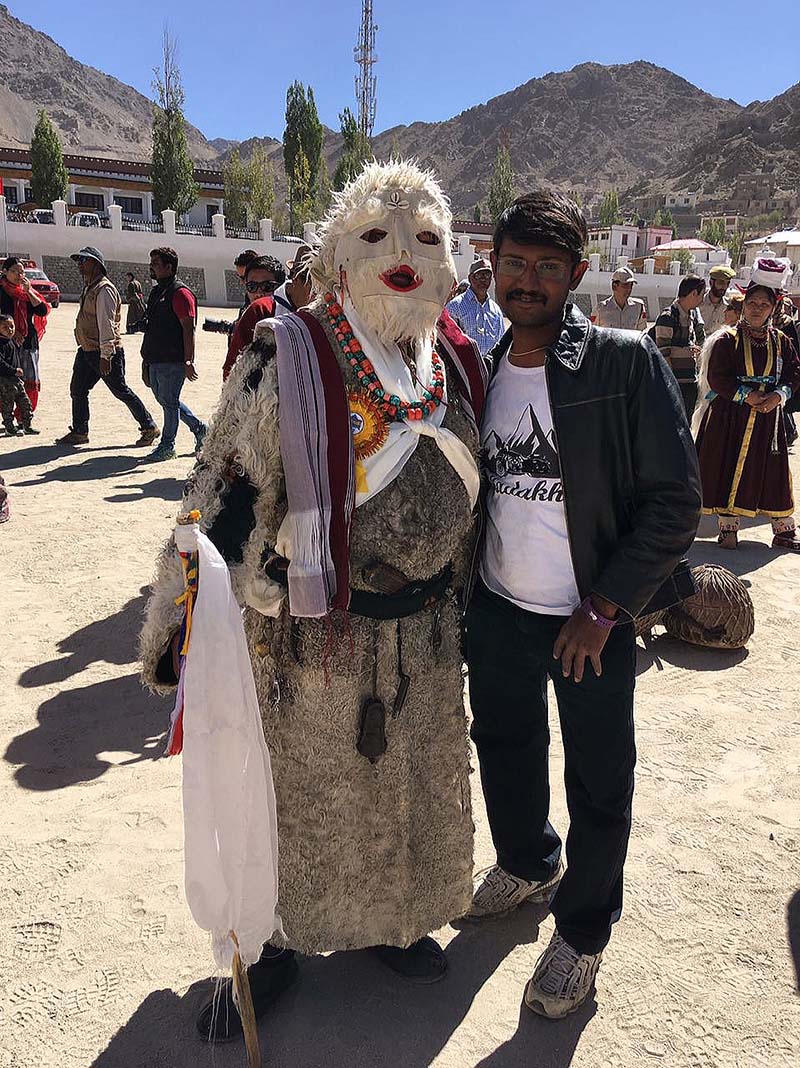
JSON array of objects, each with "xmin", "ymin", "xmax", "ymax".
[
  {"xmin": 245, "ymin": 255, "xmax": 286, "ymax": 284},
  {"xmin": 150, "ymin": 246, "xmax": 179, "ymax": 273},
  {"xmin": 126, "ymin": 272, "xmax": 134, "ymax": 279},
  {"xmin": 493, "ymin": 192, "xmax": 588, "ymax": 264},
  {"xmin": 2, "ymin": 256, "xmax": 21, "ymax": 271},
  {"xmin": 744, "ymin": 284, "xmax": 778, "ymax": 305},
  {"xmin": 0, "ymin": 313, "xmax": 14, "ymax": 324},
  {"xmin": 234, "ymin": 249, "xmax": 259, "ymax": 268},
  {"xmin": 677, "ymin": 275, "xmax": 705, "ymax": 298}
]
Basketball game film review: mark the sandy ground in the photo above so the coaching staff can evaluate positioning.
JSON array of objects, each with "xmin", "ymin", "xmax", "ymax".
[{"xmin": 1, "ymin": 303, "xmax": 799, "ymax": 1068}]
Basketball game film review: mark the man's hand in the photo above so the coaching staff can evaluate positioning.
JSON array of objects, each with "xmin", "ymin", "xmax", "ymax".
[
  {"xmin": 15, "ymin": 368, "xmax": 23, "ymax": 379},
  {"xmin": 184, "ymin": 361, "xmax": 198, "ymax": 382},
  {"xmin": 100, "ymin": 356, "xmax": 112, "ymax": 376},
  {"xmin": 745, "ymin": 391, "xmax": 770, "ymax": 409},
  {"xmin": 553, "ymin": 595, "xmax": 618, "ymax": 683}
]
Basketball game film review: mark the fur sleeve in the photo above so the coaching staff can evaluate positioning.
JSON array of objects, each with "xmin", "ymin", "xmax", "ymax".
[{"xmin": 139, "ymin": 333, "xmax": 285, "ymax": 694}]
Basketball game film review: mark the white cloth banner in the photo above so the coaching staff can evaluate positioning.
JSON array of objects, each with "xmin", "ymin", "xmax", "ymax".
[{"xmin": 175, "ymin": 522, "xmax": 281, "ymax": 968}]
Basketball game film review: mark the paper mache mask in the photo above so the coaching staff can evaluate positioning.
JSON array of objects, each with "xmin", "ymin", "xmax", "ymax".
[{"xmin": 310, "ymin": 160, "xmax": 457, "ymax": 344}]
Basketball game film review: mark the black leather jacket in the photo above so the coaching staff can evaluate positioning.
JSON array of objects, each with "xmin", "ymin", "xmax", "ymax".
[{"xmin": 469, "ymin": 303, "xmax": 702, "ymax": 620}]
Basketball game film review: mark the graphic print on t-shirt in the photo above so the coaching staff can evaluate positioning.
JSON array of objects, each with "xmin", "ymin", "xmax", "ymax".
[{"xmin": 484, "ymin": 403, "xmax": 560, "ymax": 482}]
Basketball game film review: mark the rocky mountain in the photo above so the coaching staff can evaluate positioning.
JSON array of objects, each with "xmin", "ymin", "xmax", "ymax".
[
  {"xmin": 0, "ymin": 4, "xmax": 218, "ymax": 162},
  {"xmin": 368, "ymin": 62, "xmax": 743, "ymax": 213},
  {"xmin": 666, "ymin": 81, "xmax": 800, "ymax": 196}
]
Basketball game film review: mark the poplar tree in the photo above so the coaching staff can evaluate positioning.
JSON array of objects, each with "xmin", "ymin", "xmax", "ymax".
[
  {"xmin": 333, "ymin": 108, "xmax": 371, "ymax": 191},
  {"xmin": 30, "ymin": 110, "xmax": 68, "ymax": 206},
  {"xmin": 283, "ymin": 83, "xmax": 324, "ymax": 231},
  {"xmin": 223, "ymin": 149, "xmax": 249, "ymax": 227},
  {"xmin": 248, "ymin": 145, "xmax": 275, "ymax": 224},
  {"xmin": 487, "ymin": 145, "xmax": 515, "ymax": 223},
  {"xmin": 151, "ymin": 29, "xmax": 198, "ymax": 218},
  {"xmin": 598, "ymin": 189, "xmax": 623, "ymax": 226}
]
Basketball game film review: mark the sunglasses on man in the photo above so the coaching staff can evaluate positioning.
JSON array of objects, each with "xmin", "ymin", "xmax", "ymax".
[{"xmin": 245, "ymin": 279, "xmax": 279, "ymax": 294}]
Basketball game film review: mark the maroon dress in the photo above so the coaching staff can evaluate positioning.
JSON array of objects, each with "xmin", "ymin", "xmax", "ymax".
[{"xmin": 696, "ymin": 325, "xmax": 800, "ymax": 518}]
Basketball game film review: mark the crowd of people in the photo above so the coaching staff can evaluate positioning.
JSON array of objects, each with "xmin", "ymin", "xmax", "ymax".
[{"xmin": 2, "ymin": 164, "xmax": 799, "ymax": 1039}]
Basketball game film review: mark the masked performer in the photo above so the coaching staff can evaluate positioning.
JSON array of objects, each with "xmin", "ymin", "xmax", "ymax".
[
  {"xmin": 140, "ymin": 160, "xmax": 487, "ymax": 1043},
  {"xmin": 695, "ymin": 258, "xmax": 800, "ymax": 552}
]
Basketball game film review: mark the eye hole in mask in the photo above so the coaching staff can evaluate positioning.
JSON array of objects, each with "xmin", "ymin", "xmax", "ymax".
[
  {"xmin": 416, "ymin": 231, "xmax": 440, "ymax": 246},
  {"xmin": 360, "ymin": 228, "xmax": 388, "ymax": 244}
]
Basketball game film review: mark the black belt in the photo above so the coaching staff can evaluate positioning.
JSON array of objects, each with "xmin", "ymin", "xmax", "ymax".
[{"xmin": 264, "ymin": 557, "xmax": 452, "ymax": 620}]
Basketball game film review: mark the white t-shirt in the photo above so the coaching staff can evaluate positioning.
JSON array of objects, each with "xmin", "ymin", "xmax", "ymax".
[{"xmin": 479, "ymin": 355, "xmax": 580, "ymax": 615}]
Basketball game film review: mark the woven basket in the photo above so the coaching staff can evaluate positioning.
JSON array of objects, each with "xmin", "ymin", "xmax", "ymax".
[{"xmin": 663, "ymin": 564, "xmax": 754, "ymax": 649}]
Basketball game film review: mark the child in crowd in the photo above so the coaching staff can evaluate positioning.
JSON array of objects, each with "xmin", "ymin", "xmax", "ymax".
[{"xmin": 0, "ymin": 314, "xmax": 38, "ymax": 436}]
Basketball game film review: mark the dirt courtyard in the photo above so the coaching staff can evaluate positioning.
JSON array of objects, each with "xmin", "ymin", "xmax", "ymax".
[{"xmin": 1, "ymin": 303, "xmax": 798, "ymax": 1068}]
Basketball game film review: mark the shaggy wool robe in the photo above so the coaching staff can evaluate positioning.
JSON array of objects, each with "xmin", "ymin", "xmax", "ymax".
[{"xmin": 140, "ymin": 304, "xmax": 478, "ymax": 954}]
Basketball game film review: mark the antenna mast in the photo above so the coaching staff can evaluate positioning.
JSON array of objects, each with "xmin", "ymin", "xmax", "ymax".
[{"xmin": 354, "ymin": 0, "xmax": 378, "ymax": 140}]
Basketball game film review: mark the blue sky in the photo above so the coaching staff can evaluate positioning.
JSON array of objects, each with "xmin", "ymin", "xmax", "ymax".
[{"xmin": 15, "ymin": 0, "xmax": 800, "ymax": 142}]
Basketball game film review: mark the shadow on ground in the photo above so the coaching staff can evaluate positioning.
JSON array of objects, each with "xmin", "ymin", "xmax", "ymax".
[
  {"xmin": 105, "ymin": 477, "xmax": 185, "ymax": 503},
  {"xmin": 636, "ymin": 633, "xmax": 748, "ymax": 676},
  {"xmin": 0, "ymin": 443, "xmax": 124, "ymax": 473},
  {"xmin": 92, "ymin": 908, "xmax": 594, "ymax": 1068},
  {"xmin": 788, "ymin": 889, "xmax": 800, "ymax": 993},
  {"xmin": 18, "ymin": 591, "xmax": 148, "ymax": 688},
  {"xmin": 5, "ymin": 670, "xmax": 168, "ymax": 790},
  {"xmin": 14, "ymin": 453, "xmax": 140, "ymax": 484}
]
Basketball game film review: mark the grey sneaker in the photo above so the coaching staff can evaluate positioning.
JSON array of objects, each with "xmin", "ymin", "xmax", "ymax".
[
  {"xmin": 524, "ymin": 930, "xmax": 602, "ymax": 1019},
  {"xmin": 142, "ymin": 445, "xmax": 177, "ymax": 463},
  {"xmin": 465, "ymin": 861, "xmax": 563, "ymax": 920},
  {"xmin": 193, "ymin": 423, "xmax": 208, "ymax": 455}
]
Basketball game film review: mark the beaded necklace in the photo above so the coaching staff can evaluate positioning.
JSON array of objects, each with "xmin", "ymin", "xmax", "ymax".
[{"xmin": 324, "ymin": 292, "xmax": 444, "ymax": 422}]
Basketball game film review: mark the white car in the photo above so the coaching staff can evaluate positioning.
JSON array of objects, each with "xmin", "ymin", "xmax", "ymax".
[{"xmin": 68, "ymin": 212, "xmax": 102, "ymax": 227}]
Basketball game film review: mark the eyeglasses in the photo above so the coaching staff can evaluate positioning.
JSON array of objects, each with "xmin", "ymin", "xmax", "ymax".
[
  {"xmin": 76, "ymin": 256, "xmax": 89, "ymax": 265},
  {"xmin": 245, "ymin": 279, "xmax": 279, "ymax": 293},
  {"xmin": 495, "ymin": 255, "xmax": 572, "ymax": 282}
]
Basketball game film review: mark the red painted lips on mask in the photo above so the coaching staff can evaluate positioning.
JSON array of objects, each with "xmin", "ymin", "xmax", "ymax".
[{"xmin": 379, "ymin": 265, "xmax": 423, "ymax": 293}]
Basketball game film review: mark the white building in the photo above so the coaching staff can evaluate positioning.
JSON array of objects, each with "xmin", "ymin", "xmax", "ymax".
[{"xmin": 586, "ymin": 223, "xmax": 640, "ymax": 269}]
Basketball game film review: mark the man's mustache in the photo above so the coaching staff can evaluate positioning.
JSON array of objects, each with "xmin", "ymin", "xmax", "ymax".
[{"xmin": 506, "ymin": 290, "xmax": 546, "ymax": 302}]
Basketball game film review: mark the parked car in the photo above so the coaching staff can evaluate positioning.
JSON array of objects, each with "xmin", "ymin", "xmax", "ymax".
[
  {"xmin": 67, "ymin": 212, "xmax": 102, "ymax": 227},
  {"xmin": 27, "ymin": 209, "xmax": 55, "ymax": 225},
  {"xmin": 23, "ymin": 262, "xmax": 60, "ymax": 308}
]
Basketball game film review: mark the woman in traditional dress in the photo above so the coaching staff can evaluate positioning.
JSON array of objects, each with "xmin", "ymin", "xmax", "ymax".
[
  {"xmin": 695, "ymin": 258, "xmax": 800, "ymax": 552},
  {"xmin": 124, "ymin": 272, "xmax": 147, "ymax": 332}
]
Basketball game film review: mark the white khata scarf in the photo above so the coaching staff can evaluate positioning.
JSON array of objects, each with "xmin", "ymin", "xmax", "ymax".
[{"xmin": 342, "ymin": 295, "xmax": 480, "ymax": 509}]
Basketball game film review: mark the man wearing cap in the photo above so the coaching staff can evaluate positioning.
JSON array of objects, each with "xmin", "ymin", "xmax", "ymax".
[
  {"xmin": 272, "ymin": 243, "xmax": 314, "ymax": 317},
  {"xmin": 594, "ymin": 268, "xmax": 647, "ymax": 331},
  {"xmin": 445, "ymin": 257, "xmax": 505, "ymax": 356},
  {"xmin": 55, "ymin": 247, "xmax": 158, "ymax": 447},
  {"xmin": 700, "ymin": 264, "xmax": 736, "ymax": 334}
]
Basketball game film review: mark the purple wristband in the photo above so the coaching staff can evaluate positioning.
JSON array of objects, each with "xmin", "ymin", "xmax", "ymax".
[{"xmin": 580, "ymin": 596, "xmax": 616, "ymax": 630}]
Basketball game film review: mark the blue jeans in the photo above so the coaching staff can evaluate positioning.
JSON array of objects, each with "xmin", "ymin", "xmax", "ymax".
[{"xmin": 147, "ymin": 362, "xmax": 204, "ymax": 450}]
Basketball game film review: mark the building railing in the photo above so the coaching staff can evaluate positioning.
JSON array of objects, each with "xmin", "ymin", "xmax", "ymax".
[
  {"xmin": 121, "ymin": 215, "xmax": 165, "ymax": 233},
  {"xmin": 225, "ymin": 224, "xmax": 260, "ymax": 241},
  {"xmin": 176, "ymin": 222, "xmax": 214, "ymax": 237}
]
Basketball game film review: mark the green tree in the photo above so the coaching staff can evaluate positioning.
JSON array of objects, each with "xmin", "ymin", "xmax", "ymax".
[
  {"xmin": 653, "ymin": 207, "xmax": 677, "ymax": 237},
  {"xmin": 598, "ymin": 189, "xmax": 623, "ymax": 227},
  {"xmin": 699, "ymin": 217, "xmax": 726, "ymax": 246},
  {"xmin": 151, "ymin": 30, "xmax": 198, "ymax": 218},
  {"xmin": 248, "ymin": 145, "xmax": 275, "ymax": 223},
  {"xmin": 487, "ymin": 145, "xmax": 515, "ymax": 223},
  {"xmin": 674, "ymin": 248, "xmax": 695, "ymax": 273},
  {"xmin": 223, "ymin": 148, "xmax": 249, "ymax": 227},
  {"xmin": 333, "ymin": 108, "xmax": 372, "ymax": 191},
  {"xmin": 29, "ymin": 110, "xmax": 68, "ymax": 206},
  {"xmin": 473, "ymin": 203, "xmax": 483, "ymax": 224},
  {"xmin": 724, "ymin": 226, "xmax": 746, "ymax": 269},
  {"xmin": 283, "ymin": 82, "xmax": 324, "ymax": 230},
  {"xmin": 313, "ymin": 155, "xmax": 332, "ymax": 219},
  {"xmin": 291, "ymin": 149, "xmax": 315, "ymax": 231}
]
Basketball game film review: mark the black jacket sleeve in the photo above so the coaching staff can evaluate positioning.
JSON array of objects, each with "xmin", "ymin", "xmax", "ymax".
[{"xmin": 591, "ymin": 336, "xmax": 702, "ymax": 617}]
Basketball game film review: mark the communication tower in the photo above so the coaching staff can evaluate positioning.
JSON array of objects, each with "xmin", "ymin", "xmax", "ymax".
[{"xmin": 354, "ymin": 1, "xmax": 378, "ymax": 140}]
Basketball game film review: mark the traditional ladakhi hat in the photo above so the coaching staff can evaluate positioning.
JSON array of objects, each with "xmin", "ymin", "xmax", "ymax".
[{"xmin": 744, "ymin": 256, "xmax": 792, "ymax": 295}]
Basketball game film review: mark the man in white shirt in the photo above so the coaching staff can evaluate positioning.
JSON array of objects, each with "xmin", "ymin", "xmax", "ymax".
[
  {"xmin": 594, "ymin": 267, "xmax": 647, "ymax": 330},
  {"xmin": 699, "ymin": 264, "xmax": 736, "ymax": 334},
  {"xmin": 464, "ymin": 192, "xmax": 700, "ymax": 1021},
  {"xmin": 445, "ymin": 257, "xmax": 505, "ymax": 355}
]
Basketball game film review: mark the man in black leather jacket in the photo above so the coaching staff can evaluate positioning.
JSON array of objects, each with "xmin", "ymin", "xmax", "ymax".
[{"xmin": 464, "ymin": 192, "xmax": 701, "ymax": 1020}]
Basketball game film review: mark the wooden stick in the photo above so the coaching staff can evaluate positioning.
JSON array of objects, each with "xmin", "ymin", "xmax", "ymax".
[{"xmin": 230, "ymin": 931, "xmax": 262, "ymax": 1068}]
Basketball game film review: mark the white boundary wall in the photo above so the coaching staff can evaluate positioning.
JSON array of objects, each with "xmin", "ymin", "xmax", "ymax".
[{"xmin": 0, "ymin": 198, "xmax": 478, "ymax": 306}]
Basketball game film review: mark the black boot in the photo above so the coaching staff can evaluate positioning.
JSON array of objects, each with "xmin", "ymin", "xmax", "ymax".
[
  {"xmin": 196, "ymin": 946, "xmax": 298, "ymax": 1044},
  {"xmin": 371, "ymin": 936, "xmax": 448, "ymax": 984},
  {"xmin": 21, "ymin": 423, "xmax": 40, "ymax": 435},
  {"xmin": 3, "ymin": 423, "xmax": 21, "ymax": 436}
]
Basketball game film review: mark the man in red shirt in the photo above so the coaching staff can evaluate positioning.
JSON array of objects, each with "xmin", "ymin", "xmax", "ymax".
[
  {"xmin": 141, "ymin": 247, "xmax": 207, "ymax": 461},
  {"xmin": 223, "ymin": 255, "xmax": 285, "ymax": 380}
]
